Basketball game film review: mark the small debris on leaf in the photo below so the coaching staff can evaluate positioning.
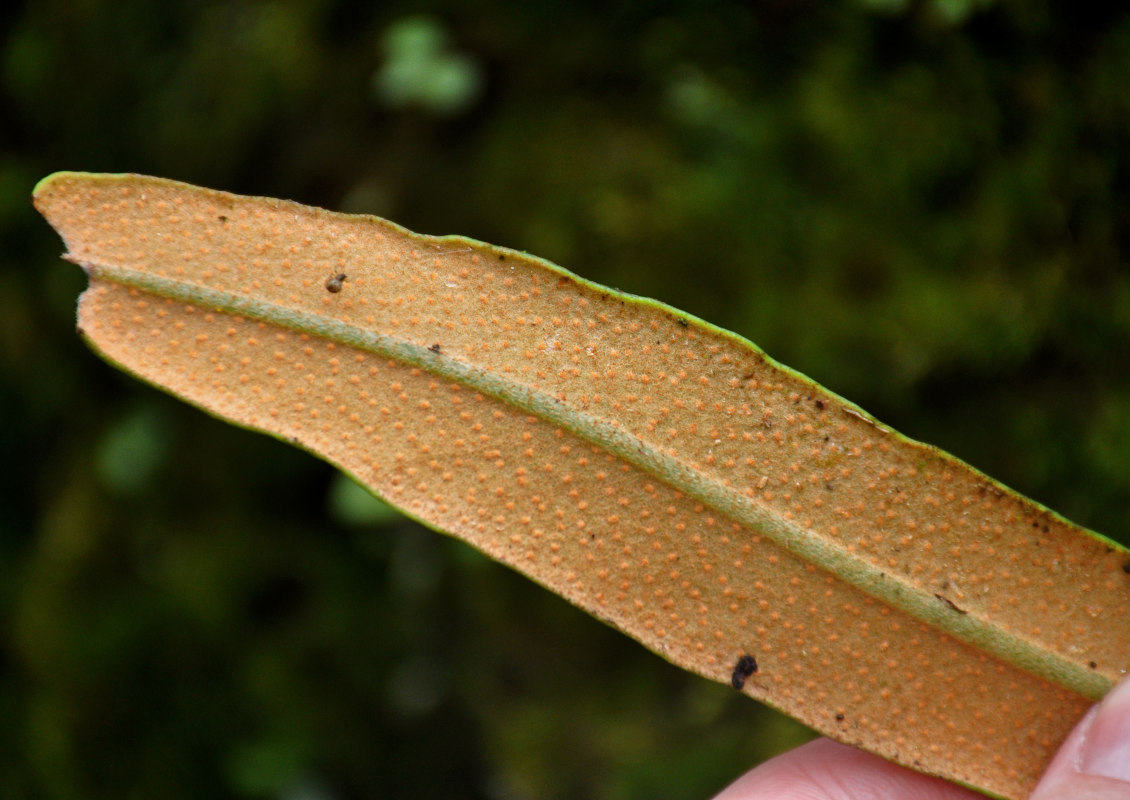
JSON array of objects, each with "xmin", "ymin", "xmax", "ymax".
[{"xmin": 731, "ymin": 654, "xmax": 758, "ymax": 690}]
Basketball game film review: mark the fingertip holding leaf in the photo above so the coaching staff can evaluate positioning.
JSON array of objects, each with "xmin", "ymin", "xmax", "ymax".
[{"xmin": 34, "ymin": 172, "xmax": 1130, "ymax": 800}]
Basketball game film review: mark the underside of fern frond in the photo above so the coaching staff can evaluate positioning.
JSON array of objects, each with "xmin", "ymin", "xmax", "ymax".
[{"xmin": 34, "ymin": 172, "xmax": 1130, "ymax": 800}]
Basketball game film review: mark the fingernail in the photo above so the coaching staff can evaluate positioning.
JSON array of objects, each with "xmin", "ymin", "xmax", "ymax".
[{"xmin": 1078, "ymin": 676, "xmax": 1130, "ymax": 782}]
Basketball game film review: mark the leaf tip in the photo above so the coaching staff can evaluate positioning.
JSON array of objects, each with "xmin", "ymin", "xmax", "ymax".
[
  {"xmin": 32, "ymin": 170, "xmax": 73, "ymax": 198},
  {"xmin": 33, "ymin": 170, "xmax": 102, "ymax": 204}
]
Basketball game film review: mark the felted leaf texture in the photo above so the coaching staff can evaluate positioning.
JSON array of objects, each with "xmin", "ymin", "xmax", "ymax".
[{"xmin": 34, "ymin": 172, "xmax": 1130, "ymax": 800}]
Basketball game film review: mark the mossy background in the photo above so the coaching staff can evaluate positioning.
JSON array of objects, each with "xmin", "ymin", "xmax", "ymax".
[{"xmin": 3, "ymin": 1, "xmax": 1129, "ymax": 798}]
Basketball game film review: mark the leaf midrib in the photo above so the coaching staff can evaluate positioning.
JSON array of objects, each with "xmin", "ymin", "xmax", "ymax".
[{"xmin": 80, "ymin": 258, "xmax": 1110, "ymax": 701}]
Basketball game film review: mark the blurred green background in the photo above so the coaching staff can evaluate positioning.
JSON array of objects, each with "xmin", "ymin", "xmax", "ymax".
[{"xmin": 3, "ymin": 1, "xmax": 1129, "ymax": 798}]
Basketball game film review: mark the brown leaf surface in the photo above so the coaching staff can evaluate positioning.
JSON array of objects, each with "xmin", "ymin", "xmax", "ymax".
[{"xmin": 34, "ymin": 172, "xmax": 1130, "ymax": 799}]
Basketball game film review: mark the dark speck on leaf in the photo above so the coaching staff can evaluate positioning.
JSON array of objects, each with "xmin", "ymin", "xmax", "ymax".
[
  {"xmin": 325, "ymin": 273, "xmax": 347, "ymax": 293},
  {"xmin": 676, "ymin": 318, "xmax": 688, "ymax": 327},
  {"xmin": 935, "ymin": 593, "xmax": 967, "ymax": 614},
  {"xmin": 428, "ymin": 343, "xmax": 441, "ymax": 354},
  {"xmin": 1122, "ymin": 561, "xmax": 1130, "ymax": 574},
  {"xmin": 835, "ymin": 713, "xmax": 845, "ymax": 721},
  {"xmin": 731, "ymin": 654, "xmax": 758, "ymax": 690},
  {"xmin": 217, "ymin": 215, "xmax": 228, "ymax": 222}
]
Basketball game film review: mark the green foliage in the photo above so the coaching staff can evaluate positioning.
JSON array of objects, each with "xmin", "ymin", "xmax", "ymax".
[
  {"xmin": 373, "ymin": 16, "xmax": 484, "ymax": 115},
  {"xmin": 326, "ymin": 473, "xmax": 400, "ymax": 528},
  {"xmin": 4, "ymin": 2, "xmax": 1129, "ymax": 799}
]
